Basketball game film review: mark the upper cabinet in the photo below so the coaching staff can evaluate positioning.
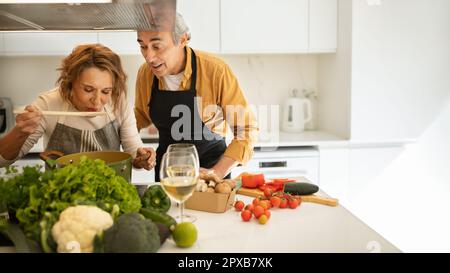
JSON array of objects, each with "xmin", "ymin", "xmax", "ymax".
[
  {"xmin": 177, "ymin": 0, "xmax": 221, "ymax": 53},
  {"xmin": 220, "ymin": 0, "xmax": 337, "ymax": 54},
  {"xmin": 2, "ymin": 32, "xmax": 97, "ymax": 56},
  {"xmin": 0, "ymin": 0, "xmax": 336, "ymax": 55},
  {"xmin": 220, "ymin": 0, "xmax": 309, "ymax": 54},
  {"xmin": 309, "ymin": 0, "xmax": 337, "ymax": 52}
]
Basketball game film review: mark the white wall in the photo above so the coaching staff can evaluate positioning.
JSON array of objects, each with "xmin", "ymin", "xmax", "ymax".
[
  {"xmin": 0, "ymin": 55, "xmax": 144, "ymax": 106},
  {"xmin": 317, "ymin": 0, "xmax": 353, "ymax": 139},
  {"xmin": 351, "ymin": 0, "xmax": 450, "ymax": 140}
]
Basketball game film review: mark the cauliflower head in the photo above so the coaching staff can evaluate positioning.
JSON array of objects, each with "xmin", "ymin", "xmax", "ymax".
[{"xmin": 51, "ymin": 205, "xmax": 113, "ymax": 253}]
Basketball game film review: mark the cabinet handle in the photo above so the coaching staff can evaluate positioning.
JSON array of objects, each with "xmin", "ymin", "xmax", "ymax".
[{"xmin": 259, "ymin": 161, "xmax": 287, "ymax": 168}]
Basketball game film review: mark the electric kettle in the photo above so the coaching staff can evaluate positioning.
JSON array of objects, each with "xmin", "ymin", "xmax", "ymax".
[{"xmin": 282, "ymin": 89, "xmax": 312, "ymax": 133}]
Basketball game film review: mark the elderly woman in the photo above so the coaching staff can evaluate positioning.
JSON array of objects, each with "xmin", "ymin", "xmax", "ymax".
[{"xmin": 0, "ymin": 44, "xmax": 155, "ymax": 170}]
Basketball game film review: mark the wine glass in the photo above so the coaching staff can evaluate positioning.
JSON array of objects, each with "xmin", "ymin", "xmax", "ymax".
[
  {"xmin": 166, "ymin": 143, "xmax": 199, "ymax": 169},
  {"xmin": 166, "ymin": 143, "xmax": 200, "ymax": 222},
  {"xmin": 160, "ymin": 151, "xmax": 199, "ymax": 223}
]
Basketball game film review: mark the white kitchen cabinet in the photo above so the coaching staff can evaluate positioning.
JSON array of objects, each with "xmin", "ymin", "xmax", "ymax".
[
  {"xmin": 97, "ymin": 31, "xmax": 140, "ymax": 55},
  {"xmin": 220, "ymin": 0, "xmax": 309, "ymax": 53},
  {"xmin": 177, "ymin": 0, "xmax": 220, "ymax": 53},
  {"xmin": 318, "ymin": 146, "xmax": 350, "ymax": 200},
  {"xmin": 319, "ymin": 144, "xmax": 406, "ymax": 207},
  {"xmin": 347, "ymin": 145, "xmax": 405, "ymax": 199},
  {"xmin": 309, "ymin": 0, "xmax": 337, "ymax": 52},
  {"xmin": 2, "ymin": 32, "xmax": 98, "ymax": 56}
]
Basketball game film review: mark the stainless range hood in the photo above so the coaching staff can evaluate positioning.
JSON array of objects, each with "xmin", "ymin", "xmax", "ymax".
[{"xmin": 0, "ymin": 0, "xmax": 176, "ymax": 31}]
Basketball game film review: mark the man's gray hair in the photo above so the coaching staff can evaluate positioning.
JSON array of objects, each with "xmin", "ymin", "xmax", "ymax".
[{"xmin": 172, "ymin": 13, "xmax": 191, "ymax": 44}]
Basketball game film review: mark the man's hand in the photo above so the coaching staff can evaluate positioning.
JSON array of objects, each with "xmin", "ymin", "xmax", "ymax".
[
  {"xmin": 13, "ymin": 105, "xmax": 42, "ymax": 136},
  {"xmin": 212, "ymin": 156, "xmax": 239, "ymax": 179},
  {"xmin": 133, "ymin": 147, "xmax": 157, "ymax": 170}
]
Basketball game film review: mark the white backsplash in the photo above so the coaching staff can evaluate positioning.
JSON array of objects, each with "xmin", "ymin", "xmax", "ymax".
[
  {"xmin": 0, "ymin": 54, "xmax": 320, "ymax": 139},
  {"xmin": 0, "ymin": 54, "xmax": 318, "ymax": 106}
]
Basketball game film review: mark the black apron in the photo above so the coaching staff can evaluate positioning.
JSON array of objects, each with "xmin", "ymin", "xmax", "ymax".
[{"xmin": 149, "ymin": 48, "xmax": 229, "ymax": 181}]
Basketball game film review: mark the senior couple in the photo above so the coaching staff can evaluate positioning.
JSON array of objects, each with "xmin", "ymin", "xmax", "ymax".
[{"xmin": 0, "ymin": 14, "xmax": 258, "ymax": 181}]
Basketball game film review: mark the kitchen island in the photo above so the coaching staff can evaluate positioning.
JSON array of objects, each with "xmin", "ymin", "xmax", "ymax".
[
  {"xmin": 0, "ymin": 186, "xmax": 400, "ymax": 253},
  {"xmin": 158, "ymin": 191, "xmax": 400, "ymax": 253}
]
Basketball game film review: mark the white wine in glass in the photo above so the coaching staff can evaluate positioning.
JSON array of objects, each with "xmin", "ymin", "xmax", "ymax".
[
  {"xmin": 166, "ymin": 143, "xmax": 200, "ymax": 222},
  {"xmin": 160, "ymin": 151, "xmax": 199, "ymax": 223},
  {"xmin": 162, "ymin": 166, "xmax": 197, "ymax": 202}
]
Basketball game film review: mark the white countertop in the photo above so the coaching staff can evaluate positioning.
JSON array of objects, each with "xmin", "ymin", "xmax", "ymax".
[
  {"xmin": 25, "ymin": 129, "xmax": 416, "ymax": 154},
  {"xmin": 0, "ymin": 184, "xmax": 400, "ymax": 253},
  {"xmin": 157, "ymin": 191, "xmax": 400, "ymax": 253},
  {"xmin": 140, "ymin": 130, "xmax": 416, "ymax": 148}
]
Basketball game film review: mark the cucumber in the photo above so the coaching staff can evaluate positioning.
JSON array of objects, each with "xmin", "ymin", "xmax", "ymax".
[
  {"xmin": 284, "ymin": 182, "xmax": 319, "ymax": 195},
  {"xmin": 0, "ymin": 222, "xmax": 42, "ymax": 253},
  {"xmin": 139, "ymin": 208, "xmax": 176, "ymax": 231}
]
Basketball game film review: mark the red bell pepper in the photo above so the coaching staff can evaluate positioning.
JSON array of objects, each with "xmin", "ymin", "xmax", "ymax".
[
  {"xmin": 259, "ymin": 178, "xmax": 296, "ymax": 192},
  {"xmin": 241, "ymin": 173, "xmax": 265, "ymax": 188}
]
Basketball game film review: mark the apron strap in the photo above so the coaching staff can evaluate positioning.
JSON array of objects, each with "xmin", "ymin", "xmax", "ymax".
[{"xmin": 189, "ymin": 49, "xmax": 197, "ymax": 93}]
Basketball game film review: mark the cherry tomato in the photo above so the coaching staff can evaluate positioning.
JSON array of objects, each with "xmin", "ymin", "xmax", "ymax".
[
  {"xmin": 259, "ymin": 200, "xmax": 270, "ymax": 210},
  {"xmin": 234, "ymin": 200, "xmax": 245, "ymax": 211},
  {"xmin": 288, "ymin": 198, "xmax": 299, "ymax": 209},
  {"xmin": 245, "ymin": 204, "xmax": 254, "ymax": 212},
  {"xmin": 264, "ymin": 210, "xmax": 271, "ymax": 219},
  {"xmin": 253, "ymin": 205, "xmax": 265, "ymax": 219},
  {"xmin": 258, "ymin": 214, "xmax": 268, "ymax": 224},
  {"xmin": 241, "ymin": 210, "xmax": 252, "ymax": 221},
  {"xmin": 264, "ymin": 188, "xmax": 273, "ymax": 198},
  {"xmin": 279, "ymin": 198, "xmax": 288, "ymax": 209},
  {"xmin": 270, "ymin": 196, "xmax": 281, "ymax": 208}
]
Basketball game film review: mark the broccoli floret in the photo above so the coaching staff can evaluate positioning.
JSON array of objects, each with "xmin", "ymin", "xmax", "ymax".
[{"xmin": 101, "ymin": 213, "xmax": 161, "ymax": 253}]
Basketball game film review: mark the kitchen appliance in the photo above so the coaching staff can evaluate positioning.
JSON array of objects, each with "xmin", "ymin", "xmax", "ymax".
[
  {"xmin": 0, "ymin": 97, "xmax": 15, "ymax": 138},
  {"xmin": 0, "ymin": 0, "xmax": 176, "ymax": 31},
  {"xmin": 282, "ymin": 89, "xmax": 312, "ymax": 133},
  {"xmin": 39, "ymin": 150, "xmax": 133, "ymax": 182}
]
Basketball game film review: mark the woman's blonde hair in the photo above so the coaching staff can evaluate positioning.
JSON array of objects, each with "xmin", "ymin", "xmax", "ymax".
[{"xmin": 57, "ymin": 44, "xmax": 127, "ymax": 110}]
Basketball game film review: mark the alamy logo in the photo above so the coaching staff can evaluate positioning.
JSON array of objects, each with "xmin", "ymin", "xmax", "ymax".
[{"xmin": 167, "ymin": 97, "xmax": 279, "ymax": 146}]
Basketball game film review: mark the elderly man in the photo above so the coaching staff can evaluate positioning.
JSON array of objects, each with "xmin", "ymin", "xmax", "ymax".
[{"xmin": 134, "ymin": 13, "xmax": 258, "ymax": 181}]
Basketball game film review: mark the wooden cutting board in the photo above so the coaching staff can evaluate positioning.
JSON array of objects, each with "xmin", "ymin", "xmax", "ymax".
[{"xmin": 237, "ymin": 187, "xmax": 339, "ymax": 207}]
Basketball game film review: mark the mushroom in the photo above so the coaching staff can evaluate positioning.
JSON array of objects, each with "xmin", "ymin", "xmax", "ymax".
[
  {"xmin": 222, "ymin": 179, "xmax": 236, "ymax": 189},
  {"xmin": 195, "ymin": 179, "xmax": 208, "ymax": 192},
  {"xmin": 208, "ymin": 181, "xmax": 216, "ymax": 189},
  {"xmin": 215, "ymin": 182, "xmax": 231, "ymax": 194},
  {"xmin": 200, "ymin": 171, "xmax": 222, "ymax": 184}
]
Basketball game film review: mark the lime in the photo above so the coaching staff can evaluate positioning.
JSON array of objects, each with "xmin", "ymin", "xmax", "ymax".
[{"xmin": 172, "ymin": 222, "xmax": 198, "ymax": 248}]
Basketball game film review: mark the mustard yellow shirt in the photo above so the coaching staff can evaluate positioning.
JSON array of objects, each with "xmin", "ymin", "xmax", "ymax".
[{"xmin": 134, "ymin": 46, "xmax": 258, "ymax": 165}]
